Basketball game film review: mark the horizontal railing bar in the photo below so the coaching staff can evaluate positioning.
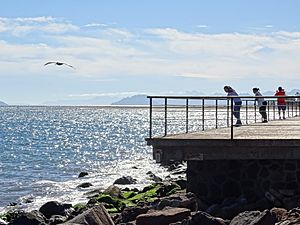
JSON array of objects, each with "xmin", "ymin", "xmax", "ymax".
[{"xmin": 147, "ymin": 95, "xmax": 299, "ymax": 99}]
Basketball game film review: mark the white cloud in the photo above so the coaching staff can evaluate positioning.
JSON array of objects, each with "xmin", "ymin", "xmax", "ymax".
[
  {"xmin": 196, "ymin": 25, "xmax": 208, "ymax": 28},
  {"xmin": 0, "ymin": 17, "xmax": 79, "ymax": 36},
  {"xmin": 14, "ymin": 16, "xmax": 56, "ymax": 23},
  {"xmin": 84, "ymin": 23, "xmax": 108, "ymax": 27},
  {"xmin": 1, "ymin": 17, "xmax": 300, "ymax": 84}
]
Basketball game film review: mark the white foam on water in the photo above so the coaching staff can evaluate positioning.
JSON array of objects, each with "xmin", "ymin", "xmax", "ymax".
[{"xmin": 0, "ymin": 156, "xmax": 173, "ymax": 213}]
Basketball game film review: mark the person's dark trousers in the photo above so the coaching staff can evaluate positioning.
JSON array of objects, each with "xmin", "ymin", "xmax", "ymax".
[
  {"xmin": 259, "ymin": 105, "xmax": 267, "ymax": 120},
  {"xmin": 233, "ymin": 101, "xmax": 242, "ymax": 120}
]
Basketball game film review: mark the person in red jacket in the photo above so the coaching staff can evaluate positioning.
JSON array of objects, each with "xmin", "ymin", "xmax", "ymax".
[{"xmin": 275, "ymin": 86, "xmax": 286, "ymax": 119}]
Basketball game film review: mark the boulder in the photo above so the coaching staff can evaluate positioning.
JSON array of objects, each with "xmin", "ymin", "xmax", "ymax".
[
  {"xmin": 7, "ymin": 210, "xmax": 46, "ymax": 225},
  {"xmin": 270, "ymin": 207, "xmax": 288, "ymax": 222},
  {"xmin": 104, "ymin": 185, "xmax": 122, "ymax": 198},
  {"xmin": 113, "ymin": 206, "xmax": 149, "ymax": 224},
  {"xmin": 49, "ymin": 215, "xmax": 68, "ymax": 225},
  {"xmin": 250, "ymin": 210, "xmax": 276, "ymax": 225},
  {"xmin": 156, "ymin": 193, "xmax": 198, "ymax": 211},
  {"xmin": 113, "ymin": 176, "xmax": 137, "ymax": 185},
  {"xmin": 230, "ymin": 210, "xmax": 276, "ymax": 225},
  {"xmin": 275, "ymin": 208, "xmax": 300, "ymax": 224},
  {"xmin": 146, "ymin": 171, "xmax": 162, "ymax": 182},
  {"xmin": 136, "ymin": 207, "xmax": 191, "ymax": 225},
  {"xmin": 39, "ymin": 201, "xmax": 72, "ymax": 219},
  {"xmin": 77, "ymin": 183, "xmax": 93, "ymax": 188},
  {"xmin": 78, "ymin": 172, "xmax": 88, "ymax": 178},
  {"xmin": 187, "ymin": 211, "xmax": 227, "ymax": 225},
  {"xmin": 62, "ymin": 205, "xmax": 114, "ymax": 225}
]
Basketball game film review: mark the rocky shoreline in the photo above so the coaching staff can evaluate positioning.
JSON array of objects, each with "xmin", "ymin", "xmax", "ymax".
[{"xmin": 1, "ymin": 162, "xmax": 300, "ymax": 225}]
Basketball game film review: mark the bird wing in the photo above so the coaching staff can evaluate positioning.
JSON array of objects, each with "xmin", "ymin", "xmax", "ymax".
[
  {"xmin": 63, "ymin": 63, "xmax": 75, "ymax": 69},
  {"xmin": 44, "ymin": 62, "xmax": 56, "ymax": 66}
]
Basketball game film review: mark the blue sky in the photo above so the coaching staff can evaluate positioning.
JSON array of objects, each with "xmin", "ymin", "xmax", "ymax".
[{"xmin": 1, "ymin": 0, "xmax": 300, "ymax": 104}]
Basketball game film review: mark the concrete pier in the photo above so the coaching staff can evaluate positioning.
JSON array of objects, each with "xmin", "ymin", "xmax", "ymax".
[{"xmin": 146, "ymin": 117, "xmax": 300, "ymax": 203}]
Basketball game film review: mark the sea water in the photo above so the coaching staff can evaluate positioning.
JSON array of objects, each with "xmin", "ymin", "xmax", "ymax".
[
  {"xmin": 0, "ymin": 106, "xmax": 172, "ymax": 213},
  {"xmin": 0, "ymin": 105, "xmax": 257, "ymax": 213}
]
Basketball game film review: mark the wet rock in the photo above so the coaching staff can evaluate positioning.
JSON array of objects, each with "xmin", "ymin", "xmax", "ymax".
[
  {"xmin": 114, "ymin": 206, "xmax": 149, "ymax": 224},
  {"xmin": 146, "ymin": 171, "xmax": 162, "ymax": 182},
  {"xmin": 39, "ymin": 201, "xmax": 72, "ymax": 219},
  {"xmin": 77, "ymin": 182, "xmax": 93, "ymax": 188},
  {"xmin": 116, "ymin": 223, "xmax": 136, "ymax": 225},
  {"xmin": 156, "ymin": 182, "xmax": 181, "ymax": 197},
  {"xmin": 270, "ymin": 207, "xmax": 287, "ymax": 222},
  {"xmin": 275, "ymin": 208, "xmax": 300, "ymax": 224},
  {"xmin": 229, "ymin": 210, "xmax": 276, "ymax": 225},
  {"xmin": 114, "ymin": 176, "xmax": 137, "ymax": 185},
  {"xmin": 187, "ymin": 211, "xmax": 227, "ymax": 225},
  {"xmin": 49, "ymin": 215, "xmax": 68, "ymax": 225},
  {"xmin": 62, "ymin": 205, "xmax": 114, "ymax": 225},
  {"xmin": 104, "ymin": 185, "xmax": 122, "ymax": 198},
  {"xmin": 156, "ymin": 192, "xmax": 198, "ymax": 212},
  {"xmin": 136, "ymin": 207, "xmax": 191, "ymax": 225},
  {"xmin": 250, "ymin": 209, "xmax": 276, "ymax": 225},
  {"xmin": 8, "ymin": 210, "xmax": 46, "ymax": 225},
  {"xmin": 174, "ymin": 179, "xmax": 187, "ymax": 190},
  {"xmin": 78, "ymin": 172, "xmax": 88, "ymax": 178}
]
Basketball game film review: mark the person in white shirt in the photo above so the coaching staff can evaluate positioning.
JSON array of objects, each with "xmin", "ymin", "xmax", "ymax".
[
  {"xmin": 224, "ymin": 86, "xmax": 242, "ymax": 126},
  {"xmin": 252, "ymin": 87, "xmax": 268, "ymax": 123}
]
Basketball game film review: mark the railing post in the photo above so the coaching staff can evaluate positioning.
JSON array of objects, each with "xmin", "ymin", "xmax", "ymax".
[
  {"xmin": 215, "ymin": 99, "xmax": 218, "ymax": 129},
  {"xmin": 202, "ymin": 98, "xmax": 205, "ymax": 131},
  {"xmin": 149, "ymin": 97, "xmax": 153, "ymax": 139},
  {"xmin": 246, "ymin": 100, "xmax": 248, "ymax": 124},
  {"xmin": 186, "ymin": 98, "xmax": 189, "ymax": 133},
  {"xmin": 254, "ymin": 102, "xmax": 257, "ymax": 123},
  {"xmin": 227, "ymin": 99, "xmax": 230, "ymax": 127},
  {"xmin": 231, "ymin": 98, "xmax": 234, "ymax": 140},
  {"xmin": 267, "ymin": 100, "xmax": 270, "ymax": 121},
  {"xmin": 273, "ymin": 101, "xmax": 276, "ymax": 120},
  {"xmin": 164, "ymin": 98, "xmax": 167, "ymax": 136},
  {"xmin": 287, "ymin": 101, "xmax": 290, "ymax": 117}
]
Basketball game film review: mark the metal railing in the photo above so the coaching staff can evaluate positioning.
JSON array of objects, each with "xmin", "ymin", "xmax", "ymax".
[{"xmin": 148, "ymin": 96, "xmax": 300, "ymax": 140}]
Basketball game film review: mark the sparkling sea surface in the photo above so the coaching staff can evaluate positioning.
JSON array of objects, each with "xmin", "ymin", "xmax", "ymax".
[{"xmin": 0, "ymin": 106, "xmax": 171, "ymax": 213}]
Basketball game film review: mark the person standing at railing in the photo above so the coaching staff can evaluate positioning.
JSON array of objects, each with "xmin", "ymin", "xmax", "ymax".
[
  {"xmin": 253, "ymin": 88, "xmax": 268, "ymax": 123},
  {"xmin": 275, "ymin": 86, "xmax": 286, "ymax": 119},
  {"xmin": 224, "ymin": 86, "xmax": 242, "ymax": 126}
]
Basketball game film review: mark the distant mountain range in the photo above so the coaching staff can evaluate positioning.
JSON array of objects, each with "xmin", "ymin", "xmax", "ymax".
[
  {"xmin": 111, "ymin": 89, "xmax": 300, "ymax": 105},
  {"xmin": 0, "ymin": 100, "xmax": 8, "ymax": 106},
  {"xmin": 111, "ymin": 95, "xmax": 149, "ymax": 105},
  {"xmin": 40, "ymin": 88, "xmax": 300, "ymax": 106}
]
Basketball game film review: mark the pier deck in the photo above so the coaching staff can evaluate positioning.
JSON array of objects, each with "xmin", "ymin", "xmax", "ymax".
[
  {"xmin": 159, "ymin": 117, "xmax": 300, "ymax": 140},
  {"xmin": 146, "ymin": 117, "xmax": 300, "ymax": 161}
]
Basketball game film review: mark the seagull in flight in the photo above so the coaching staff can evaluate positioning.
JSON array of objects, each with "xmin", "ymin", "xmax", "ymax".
[{"xmin": 44, "ymin": 61, "xmax": 75, "ymax": 69}]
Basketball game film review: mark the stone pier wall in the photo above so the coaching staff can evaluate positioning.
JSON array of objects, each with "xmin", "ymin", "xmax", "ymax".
[{"xmin": 187, "ymin": 159, "xmax": 300, "ymax": 204}]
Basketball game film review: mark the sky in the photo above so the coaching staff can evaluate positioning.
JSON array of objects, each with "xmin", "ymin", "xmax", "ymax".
[{"xmin": 1, "ymin": 0, "xmax": 300, "ymax": 105}]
